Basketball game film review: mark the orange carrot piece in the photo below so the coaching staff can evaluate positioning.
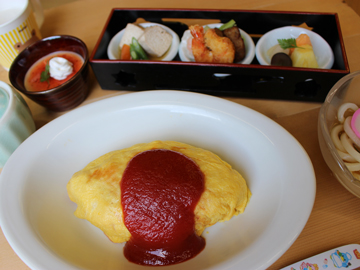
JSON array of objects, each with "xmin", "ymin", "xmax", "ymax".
[
  {"xmin": 120, "ymin": 44, "xmax": 131, "ymax": 60},
  {"xmin": 296, "ymin": 34, "xmax": 312, "ymax": 46},
  {"xmin": 289, "ymin": 34, "xmax": 312, "ymax": 55}
]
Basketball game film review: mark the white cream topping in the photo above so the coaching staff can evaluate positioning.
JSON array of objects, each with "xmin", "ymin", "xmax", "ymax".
[{"xmin": 49, "ymin": 57, "xmax": 73, "ymax": 80}]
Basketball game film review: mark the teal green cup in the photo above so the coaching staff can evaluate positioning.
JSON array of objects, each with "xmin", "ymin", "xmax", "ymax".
[{"xmin": 0, "ymin": 81, "xmax": 36, "ymax": 168}]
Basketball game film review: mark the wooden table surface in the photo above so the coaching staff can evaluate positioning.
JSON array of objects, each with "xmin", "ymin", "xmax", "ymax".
[{"xmin": 1, "ymin": 0, "xmax": 360, "ymax": 269}]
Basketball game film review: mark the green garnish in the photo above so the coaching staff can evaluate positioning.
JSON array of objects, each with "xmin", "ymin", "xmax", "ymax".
[
  {"xmin": 277, "ymin": 38, "xmax": 300, "ymax": 50},
  {"xmin": 40, "ymin": 62, "xmax": 50, "ymax": 83},
  {"xmin": 219, "ymin": 19, "xmax": 236, "ymax": 31}
]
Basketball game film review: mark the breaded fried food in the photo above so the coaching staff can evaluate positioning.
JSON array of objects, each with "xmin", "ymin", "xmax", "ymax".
[
  {"xmin": 190, "ymin": 25, "xmax": 235, "ymax": 63},
  {"xmin": 67, "ymin": 140, "xmax": 251, "ymax": 243}
]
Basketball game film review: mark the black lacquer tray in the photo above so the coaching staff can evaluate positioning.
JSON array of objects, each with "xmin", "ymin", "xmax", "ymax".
[{"xmin": 90, "ymin": 8, "xmax": 349, "ymax": 102}]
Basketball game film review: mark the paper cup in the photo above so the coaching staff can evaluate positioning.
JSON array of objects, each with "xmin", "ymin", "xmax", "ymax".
[{"xmin": 0, "ymin": 0, "xmax": 43, "ymax": 70}]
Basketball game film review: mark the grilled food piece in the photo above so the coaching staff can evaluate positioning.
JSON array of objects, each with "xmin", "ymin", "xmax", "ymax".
[{"xmin": 222, "ymin": 26, "xmax": 245, "ymax": 62}]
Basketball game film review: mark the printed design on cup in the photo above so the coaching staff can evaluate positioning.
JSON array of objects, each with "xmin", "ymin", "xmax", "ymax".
[
  {"xmin": 323, "ymin": 258, "xmax": 329, "ymax": 269},
  {"xmin": 299, "ymin": 262, "xmax": 319, "ymax": 270},
  {"xmin": 284, "ymin": 245, "xmax": 360, "ymax": 270},
  {"xmin": 330, "ymin": 250, "xmax": 352, "ymax": 268},
  {"xmin": 14, "ymin": 29, "xmax": 39, "ymax": 52},
  {"xmin": 354, "ymin": 249, "xmax": 360, "ymax": 260},
  {"xmin": 0, "ymin": 12, "xmax": 41, "ymax": 69}
]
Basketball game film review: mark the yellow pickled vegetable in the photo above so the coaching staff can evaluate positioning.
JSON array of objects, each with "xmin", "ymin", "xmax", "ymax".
[{"xmin": 291, "ymin": 44, "xmax": 318, "ymax": 68}]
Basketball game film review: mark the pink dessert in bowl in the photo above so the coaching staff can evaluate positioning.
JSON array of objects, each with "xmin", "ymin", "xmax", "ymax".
[
  {"xmin": 9, "ymin": 35, "xmax": 90, "ymax": 112},
  {"xmin": 24, "ymin": 51, "xmax": 84, "ymax": 92}
]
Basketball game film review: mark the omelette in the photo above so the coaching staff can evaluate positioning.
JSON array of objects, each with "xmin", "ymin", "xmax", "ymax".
[{"xmin": 67, "ymin": 140, "xmax": 251, "ymax": 244}]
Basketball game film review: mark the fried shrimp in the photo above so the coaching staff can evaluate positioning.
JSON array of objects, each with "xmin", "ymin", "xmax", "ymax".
[{"xmin": 189, "ymin": 25, "xmax": 235, "ymax": 63}]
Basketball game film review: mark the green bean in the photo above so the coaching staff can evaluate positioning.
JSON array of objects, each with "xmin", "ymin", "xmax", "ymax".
[
  {"xmin": 129, "ymin": 44, "xmax": 139, "ymax": 60},
  {"xmin": 131, "ymin": 37, "xmax": 148, "ymax": 60},
  {"xmin": 219, "ymin": 19, "xmax": 236, "ymax": 31}
]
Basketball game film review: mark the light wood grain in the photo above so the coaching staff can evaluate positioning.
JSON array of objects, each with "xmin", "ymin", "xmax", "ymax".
[{"xmin": 1, "ymin": 0, "xmax": 360, "ymax": 269}]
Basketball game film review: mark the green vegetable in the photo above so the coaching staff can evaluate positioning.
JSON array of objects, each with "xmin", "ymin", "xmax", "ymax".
[
  {"xmin": 131, "ymin": 37, "xmax": 148, "ymax": 60},
  {"xmin": 277, "ymin": 38, "xmax": 300, "ymax": 50},
  {"xmin": 219, "ymin": 19, "xmax": 236, "ymax": 31},
  {"xmin": 40, "ymin": 62, "xmax": 50, "ymax": 83},
  {"xmin": 130, "ymin": 44, "xmax": 139, "ymax": 60}
]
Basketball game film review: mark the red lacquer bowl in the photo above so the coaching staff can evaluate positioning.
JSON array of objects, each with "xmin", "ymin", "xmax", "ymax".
[{"xmin": 9, "ymin": 35, "xmax": 90, "ymax": 112}]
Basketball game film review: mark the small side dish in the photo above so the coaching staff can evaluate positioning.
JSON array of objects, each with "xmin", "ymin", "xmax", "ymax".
[
  {"xmin": 267, "ymin": 34, "xmax": 318, "ymax": 68},
  {"xmin": 179, "ymin": 21, "xmax": 255, "ymax": 65},
  {"xmin": 107, "ymin": 22, "xmax": 180, "ymax": 61},
  {"xmin": 119, "ymin": 23, "xmax": 172, "ymax": 60},
  {"xmin": 189, "ymin": 20, "xmax": 244, "ymax": 63},
  {"xmin": 255, "ymin": 26, "xmax": 334, "ymax": 69},
  {"xmin": 9, "ymin": 35, "xmax": 89, "ymax": 112}
]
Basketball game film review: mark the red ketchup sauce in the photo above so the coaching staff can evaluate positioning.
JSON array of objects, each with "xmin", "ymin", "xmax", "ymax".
[
  {"xmin": 24, "ymin": 51, "xmax": 84, "ymax": 92},
  {"xmin": 121, "ymin": 149, "xmax": 205, "ymax": 266}
]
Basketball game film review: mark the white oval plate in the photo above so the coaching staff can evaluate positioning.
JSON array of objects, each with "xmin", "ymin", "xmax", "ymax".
[
  {"xmin": 255, "ymin": 26, "xmax": 334, "ymax": 69},
  {"xmin": 0, "ymin": 90, "xmax": 315, "ymax": 270},
  {"xmin": 107, "ymin": 22, "xmax": 180, "ymax": 61},
  {"xmin": 179, "ymin": 23, "xmax": 255, "ymax": 65}
]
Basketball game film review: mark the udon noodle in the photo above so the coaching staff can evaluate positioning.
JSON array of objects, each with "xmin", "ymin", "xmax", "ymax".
[{"xmin": 331, "ymin": 102, "xmax": 360, "ymax": 180}]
